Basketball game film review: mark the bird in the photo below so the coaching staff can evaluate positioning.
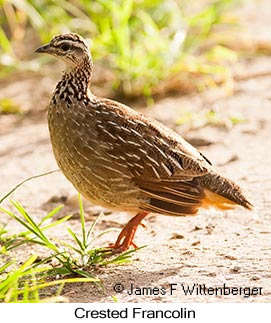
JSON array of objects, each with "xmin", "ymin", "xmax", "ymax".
[{"xmin": 35, "ymin": 33, "xmax": 253, "ymax": 252}]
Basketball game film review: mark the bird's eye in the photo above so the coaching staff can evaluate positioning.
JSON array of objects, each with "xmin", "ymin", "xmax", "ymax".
[{"xmin": 60, "ymin": 43, "xmax": 70, "ymax": 51}]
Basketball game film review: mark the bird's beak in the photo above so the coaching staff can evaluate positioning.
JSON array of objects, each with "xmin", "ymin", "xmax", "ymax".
[{"xmin": 35, "ymin": 44, "xmax": 52, "ymax": 54}]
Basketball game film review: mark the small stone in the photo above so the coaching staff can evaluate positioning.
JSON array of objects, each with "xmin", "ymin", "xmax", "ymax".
[
  {"xmin": 231, "ymin": 266, "xmax": 241, "ymax": 273},
  {"xmin": 191, "ymin": 241, "xmax": 200, "ymax": 246},
  {"xmin": 193, "ymin": 226, "xmax": 203, "ymax": 231},
  {"xmin": 182, "ymin": 250, "xmax": 193, "ymax": 256},
  {"xmin": 224, "ymin": 255, "xmax": 237, "ymax": 260},
  {"xmin": 170, "ymin": 233, "xmax": 184, "ymax": 240},
  {"xmin": 206, "ymin": 224, "xmax": 215, "ymax": 234}
]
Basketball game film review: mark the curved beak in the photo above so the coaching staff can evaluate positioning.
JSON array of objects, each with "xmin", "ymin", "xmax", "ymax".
[{"xmin": 35, "ymin": 44, "xmax": 52, "ymax": 54}]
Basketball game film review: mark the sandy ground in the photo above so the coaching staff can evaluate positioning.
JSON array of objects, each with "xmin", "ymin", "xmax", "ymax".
[{"xmin": 1, "ymin": 0, "xmax": 271, "ymax": 303}]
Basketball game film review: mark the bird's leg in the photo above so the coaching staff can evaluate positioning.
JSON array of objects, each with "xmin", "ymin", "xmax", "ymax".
[{"xmin": 109, "ymin": 212, "xmax": 148, "ymax": 253}]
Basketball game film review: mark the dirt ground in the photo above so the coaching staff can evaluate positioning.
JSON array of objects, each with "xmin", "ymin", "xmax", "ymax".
[{"xmin": 1, "ymin": 0, "xmax": 271, "ymax": 303}]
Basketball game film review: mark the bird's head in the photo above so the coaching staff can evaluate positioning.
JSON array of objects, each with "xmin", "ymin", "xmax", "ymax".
[{"xmin": 35, "ymin": 33, "xmax": 91, "ymax": 68}]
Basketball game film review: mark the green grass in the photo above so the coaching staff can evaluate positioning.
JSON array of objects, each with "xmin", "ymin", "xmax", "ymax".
[
  {"xmin": 0, "ymin": 174, "xmax": 142, "ymax": 302},
  {"xmin": 0, "ymin": 0, "xmax": 241, "ymax": 99},
  {"xmin": 0, "ymin": 255, "xmax": 94, "ymax": 302},
  {"xmin": 0, "ymin": 97, "xmax": 21, "ymax": 114},
  {"xmin": 176, "ymin": 108, "xmax": 247, "ymax": 129}
]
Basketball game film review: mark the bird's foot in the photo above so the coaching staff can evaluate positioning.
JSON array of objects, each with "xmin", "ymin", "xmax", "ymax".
[
  {"xmin": 108, "ymin": 241, "xmax": 138, "ymax": 254},
  {"xmin": 108, "ymin": 211, "xmax": 148, "ymax": 253}
]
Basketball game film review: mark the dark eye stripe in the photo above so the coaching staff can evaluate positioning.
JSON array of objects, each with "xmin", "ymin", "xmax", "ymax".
[
  {"xmin": 52, "ymin": 43, "xmax": 75, "ymax": 50},
  {"xmin": 51, "ymin": 39, "xmax": 87, "ymax": 52},
  {"xmin": 58, "ymin": 43, "xmax": 81, "ymax": 51}
]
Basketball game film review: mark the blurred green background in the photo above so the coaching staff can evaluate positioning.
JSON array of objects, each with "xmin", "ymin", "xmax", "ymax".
[{"xmin": 0, "ymin": 0, "xmax": 241, "ymax": 103}]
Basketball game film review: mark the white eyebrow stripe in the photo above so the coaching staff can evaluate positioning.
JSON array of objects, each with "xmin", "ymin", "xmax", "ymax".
[{"xmin": 56, "ymin": 39, "xmax": 87, "ymax": 51}]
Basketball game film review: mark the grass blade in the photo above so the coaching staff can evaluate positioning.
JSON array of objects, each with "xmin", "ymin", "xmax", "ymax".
[
  {"xmin": 67, "ymin": 228, "xmax": 85, "ymax": 253},
  {"xmin": 78, "ymin": 194, "xmax": 86, "ymax": 249},
  {"xmin": 38, "ymin": 205, "xmax": 64, "ymax": 226},
  {"xmin": 87, "ymin": 211, "xmax": 104, "ymax": 240},
  {"xmin": 0, "ymin": 261, "xmax": 14, "ymax": 273},
  {"xmin": 39, "ymin": 215, "xmax": 72, "ymax": 232},
  {"xmin": 0, "ymin": 170, "xmax": 59, "ymax": 204},
  {"xmin": 10, "ymin": 201, "xmax": 57, "ymax": 250}
]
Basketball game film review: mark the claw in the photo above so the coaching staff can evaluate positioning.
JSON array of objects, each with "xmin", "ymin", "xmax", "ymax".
[{"xmin": 108, "ymin": 212, "xmax": 148, "ymax": 253}]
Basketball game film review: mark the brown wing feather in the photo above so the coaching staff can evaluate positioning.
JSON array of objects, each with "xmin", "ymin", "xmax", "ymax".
[
  {"xmin": 92, "ymin": 97, "xmax": 213, "ymax": 180},
  {"xmin": 136, "ymin": 178, "xmax": 205, "ymax": 216}
]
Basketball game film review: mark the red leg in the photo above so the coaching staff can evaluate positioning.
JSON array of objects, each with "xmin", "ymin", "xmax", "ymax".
[{"xmin": 109, "ymin": 212, "xmax": 148, "ymax": 253}]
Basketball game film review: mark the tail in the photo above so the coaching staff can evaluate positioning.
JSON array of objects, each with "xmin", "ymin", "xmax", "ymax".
[{"xmin": 199, "ymin": 172, "xmax": 253, "ymax": 210}]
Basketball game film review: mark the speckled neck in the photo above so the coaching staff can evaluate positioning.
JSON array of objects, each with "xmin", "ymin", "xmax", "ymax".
[{"xmin": 52, "ymin": 57, "xmax": 93, "ymax": 105}]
